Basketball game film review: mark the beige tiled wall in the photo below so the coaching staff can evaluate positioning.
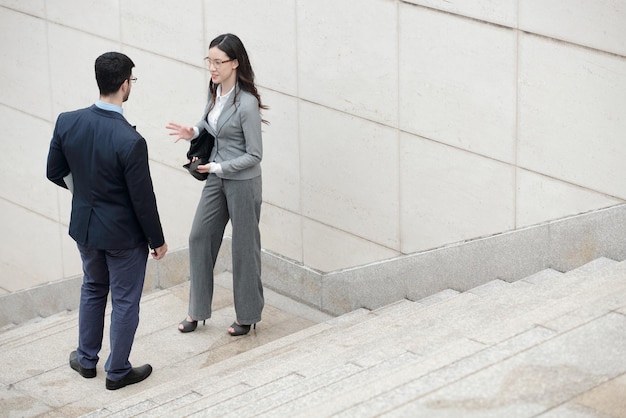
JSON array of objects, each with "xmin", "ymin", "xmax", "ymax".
[
  {"xmin": 403, "ymin": 0, "xmax": 518, "ymax": 27},
  {"xmin": 519, "ymin": 0, "xmax": 626, "ymax": 56},
  {"xmin": 1, "ymin": 0, "xmax": 624, "ymax": 295},
  {"xmin": 299, "ymin": 102, "xmax": 400, "ymax": 249},
  {"xmin": 297, "ymin": 0, "xmax": 399, "ymax": 126},
  {"xmin": 400, "ymin": 133, "xmax": 516, "ymax": 252},
  {"xmin": 1, "ymin": 9, "xmax": 51, "ymax": 120},
  {"xmin": 518, "ymin": 34, "xmax": 626, "ymax": 197},
  {"xmin": 399, "ymin": 5, "xmax": 518, "ymax": 163},
  {"xmin": 516, "ymin": 169, "xmax": 621, "ymax": 228}
]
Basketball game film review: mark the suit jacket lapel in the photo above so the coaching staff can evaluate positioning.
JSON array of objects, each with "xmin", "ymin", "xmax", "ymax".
[
  {"xmin": 216, "ymin": 101, "xmax": 235, "ymax": 135},
  {"xmin": 216, "ymin": 85, "xmax": 240, "ymax": 135}
]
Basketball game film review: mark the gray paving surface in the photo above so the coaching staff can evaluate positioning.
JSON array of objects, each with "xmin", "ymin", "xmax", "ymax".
[{"xmin": 1, "ymin": 260, "xmax": 625, "ymax": 417}]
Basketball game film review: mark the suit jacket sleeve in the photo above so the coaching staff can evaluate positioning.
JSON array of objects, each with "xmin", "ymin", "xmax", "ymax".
[
  {"xmin": 123, "ymin": 137, "xmax": 165, "ymax": 249},
  {"xmin": 46, "ymin": 119, "xmax": 71, "ymax": 189},
  {"xmin": 220, "ymin": 95, "xmax": 263, "ymax": 175}
]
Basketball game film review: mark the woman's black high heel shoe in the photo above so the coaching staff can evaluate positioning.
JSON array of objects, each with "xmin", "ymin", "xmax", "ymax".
[
  {"xmin": 228, "ymin": 322, "xmax": 256, "ymax": 336},
  {"xmin": 178, "ymin": 318, "xmax": 205, "ymax": 333}
]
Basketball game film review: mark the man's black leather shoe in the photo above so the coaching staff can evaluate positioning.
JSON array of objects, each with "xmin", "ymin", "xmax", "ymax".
[
  {"xmin": 105, "ymin": 364, "xmax": 152, "ymax": 390},
  {"xmin": 69, "ymin": 351, "xmax": 96, "ymax": 378}
]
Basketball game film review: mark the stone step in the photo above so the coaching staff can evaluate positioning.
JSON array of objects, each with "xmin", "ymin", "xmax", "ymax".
[
  {"xmin": 83, "ymin": 299, "xmax": 421, "ymax": 416},
  {"xmin": 300, "ymin": 266, "xmax": 626, "ymax": 416},
  {"xmin": 0, "ymin": 272, "xmax": 337, "ymax": 417},
  {"xmin": 87, "ymin": 259, "xmax": 626, "ymax": 417},
  {"xmin": 274, "ymin": 262, "xmax": 626, "ymax": 417},
  {"xmin": 2, "ymin": 259, "xmax": 624, "ymax": 417}
]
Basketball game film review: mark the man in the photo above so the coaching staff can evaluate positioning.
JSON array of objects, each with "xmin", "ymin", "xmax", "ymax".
[{"xmin": 46, "ymin": 52, "xmax": 168, "ymax": 390}]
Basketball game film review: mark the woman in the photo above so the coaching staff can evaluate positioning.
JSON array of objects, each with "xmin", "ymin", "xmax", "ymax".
[{"xmin": 166, "ymin": 33, "xmax": 267, "ymax": 336}]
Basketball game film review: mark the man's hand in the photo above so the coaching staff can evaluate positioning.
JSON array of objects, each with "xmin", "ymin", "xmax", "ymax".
[{"xmin": 151, "ymin": 242, "xmax": 168, "ymax": 260}]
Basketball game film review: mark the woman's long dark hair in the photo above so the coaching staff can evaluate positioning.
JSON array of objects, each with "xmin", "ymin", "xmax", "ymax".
[{"xmin": 208, "ymin": 33, "xmax": 268, "ymax": 124}]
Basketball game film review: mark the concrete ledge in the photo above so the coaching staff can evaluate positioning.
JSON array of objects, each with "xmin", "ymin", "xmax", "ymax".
[
  {"xmin": 313, "ymin": 204, "xmax": 626, "ymax": 315},
  {"xmin": 2, "ymin": 204, "xmax": 626, "ymax": 326},
  {"xmin": 0, "ymin": 277, "xmax": 81, "ymax": 328},
  {"xmin": 260, "ymin": 249, "xmax": 324, "ymax": 309}
]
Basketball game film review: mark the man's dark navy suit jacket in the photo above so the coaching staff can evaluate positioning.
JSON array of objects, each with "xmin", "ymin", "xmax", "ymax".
[{"xmin": 47, "ymin": 105, "xmax": 164, "ymax": 250}]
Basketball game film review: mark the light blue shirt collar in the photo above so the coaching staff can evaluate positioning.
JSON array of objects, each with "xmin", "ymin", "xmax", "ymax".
[{"xmin": 95, "ymin": 100, "xmax": 124, "ymax": 115}]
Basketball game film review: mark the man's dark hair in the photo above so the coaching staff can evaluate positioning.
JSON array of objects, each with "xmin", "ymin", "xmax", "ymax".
[{"xmin": 95, "ymin": 52, "xmax": 135, "ymax": 96}]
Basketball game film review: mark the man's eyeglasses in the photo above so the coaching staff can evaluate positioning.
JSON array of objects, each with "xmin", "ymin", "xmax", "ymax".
[
  {"xmin": 129, "ymin": 76, "xmax": 137, "ymax": 83},
  {"xmin": 204, "ymin": 58, "xmax": 233, "ymax": 68}
]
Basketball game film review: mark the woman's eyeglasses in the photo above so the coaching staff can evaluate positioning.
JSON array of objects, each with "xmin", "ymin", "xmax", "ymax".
[{"xmin": 204, "ymin": 58, "xmax": 233, "ymax": 68}]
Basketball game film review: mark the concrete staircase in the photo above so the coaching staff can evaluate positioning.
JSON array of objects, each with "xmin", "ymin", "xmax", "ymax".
[{"xmin": 1, "ymin": 258, "xmax": 626, "ymax": 417}]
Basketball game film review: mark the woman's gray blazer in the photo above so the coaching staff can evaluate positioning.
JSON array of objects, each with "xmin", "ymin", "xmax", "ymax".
[{"xmin": 196, "ymin": 84, "xmax": 262, "ymax": 180}]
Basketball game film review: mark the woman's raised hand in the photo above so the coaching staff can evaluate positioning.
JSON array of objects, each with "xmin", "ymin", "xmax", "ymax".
[{"xmin": 166, "ymin": 122, "xmax": 195, "ymax": 143}]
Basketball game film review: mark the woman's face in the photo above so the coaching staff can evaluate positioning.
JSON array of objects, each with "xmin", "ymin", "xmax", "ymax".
[{"xmin": 206, "ymin": 46, "xmax": 238, "ymax": 86}]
